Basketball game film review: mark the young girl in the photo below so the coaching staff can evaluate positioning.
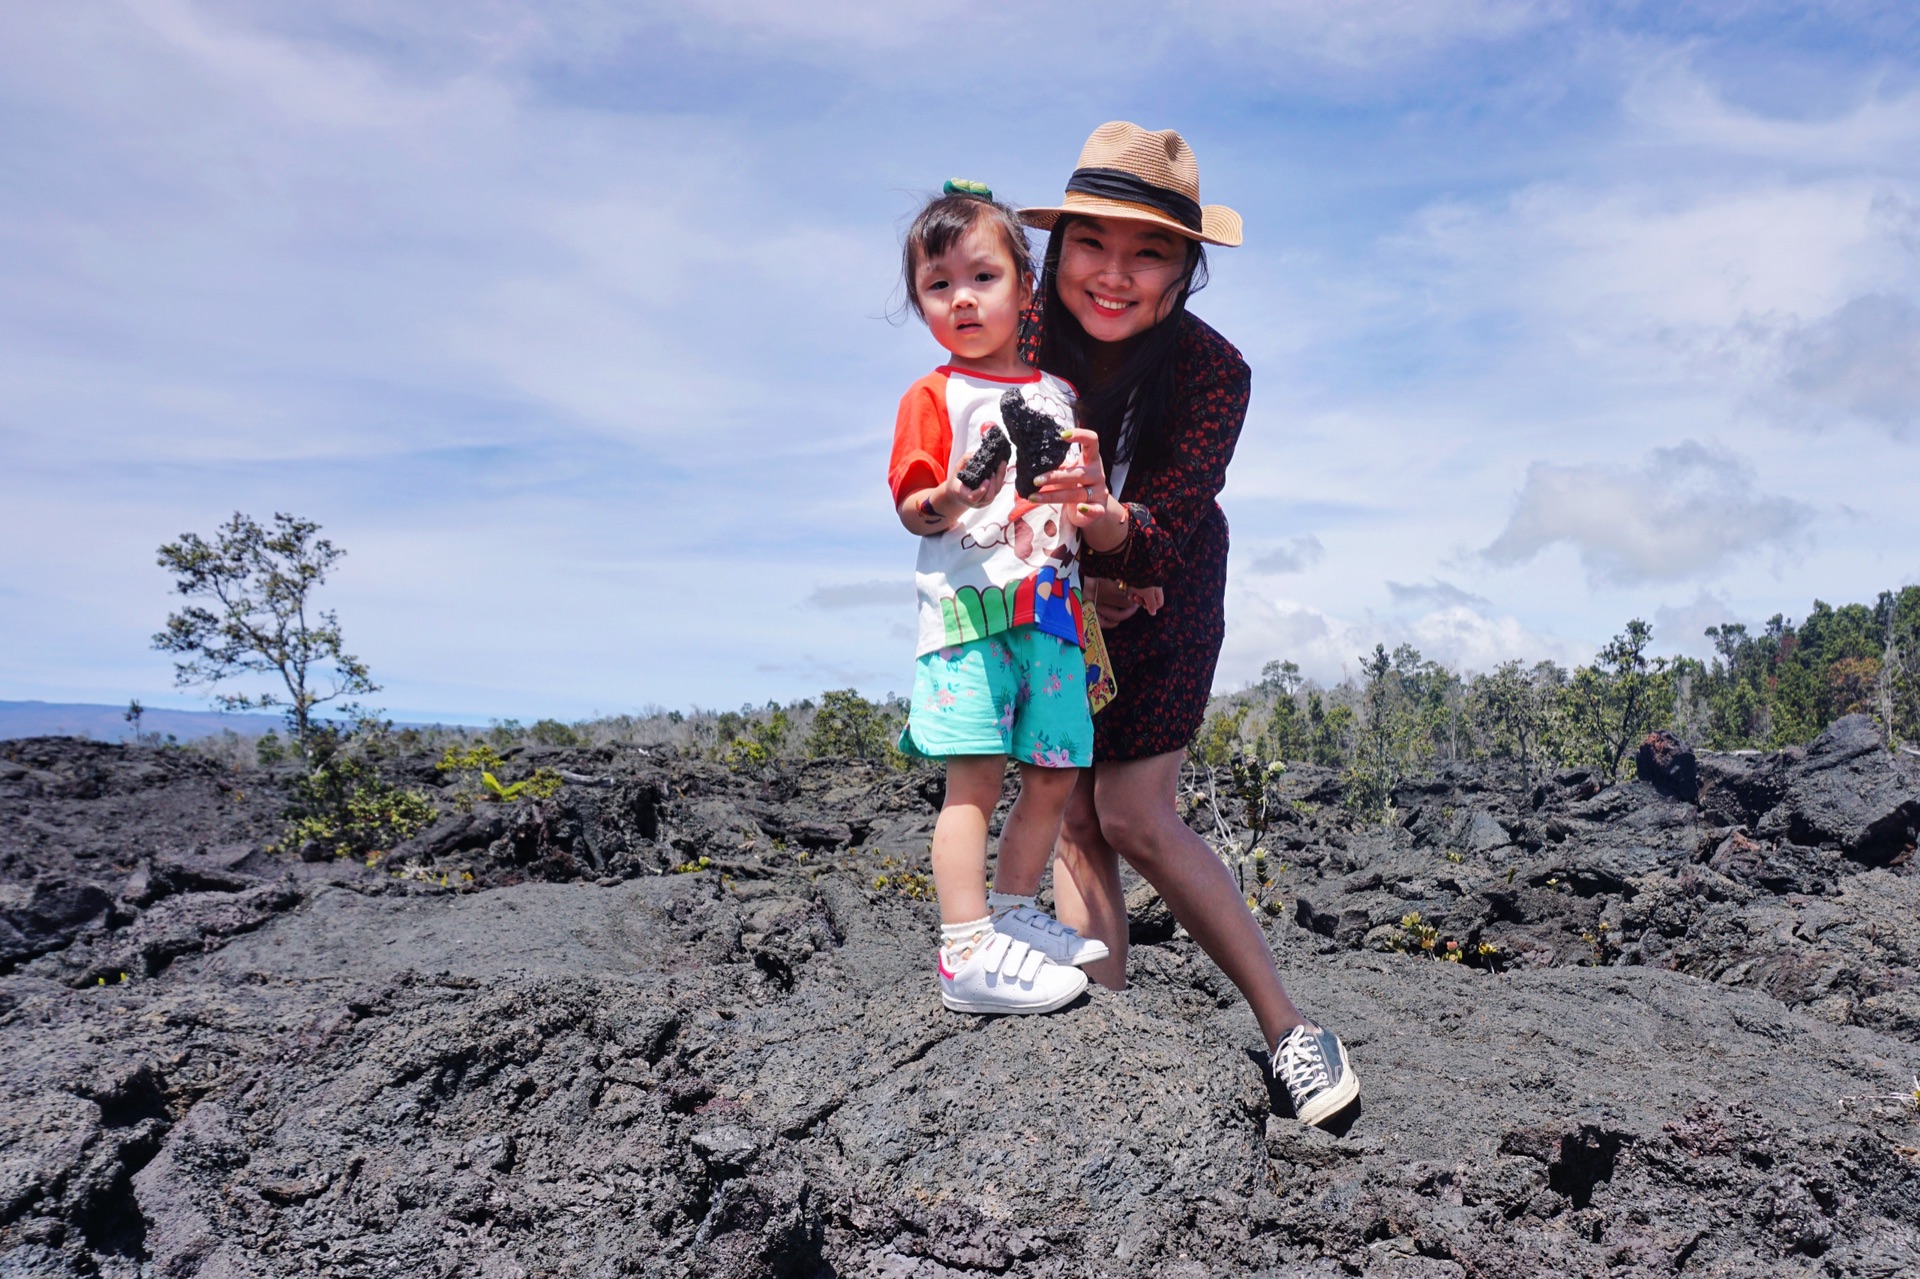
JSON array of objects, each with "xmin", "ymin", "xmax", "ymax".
[{"xmin": 887, "ymin": 182, "xmax": 1116, "ymax": 1014}]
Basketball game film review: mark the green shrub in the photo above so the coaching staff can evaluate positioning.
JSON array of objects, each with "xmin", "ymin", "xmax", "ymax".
[
  {"xmin": 529, "ymin": 718, "xmax": 581, "ymax": 747},
  {"xmin": 277, "ymin": 752, "xmax": 434, "ymax": 858},
  {"xmin": 804, "ymin": 689, "xmax": 904, "ymax": 765}
]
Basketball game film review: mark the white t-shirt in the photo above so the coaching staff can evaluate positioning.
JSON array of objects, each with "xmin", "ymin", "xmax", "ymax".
[{"xmin": 887, "ymin": 366, "xmax": 1084, "ymax": 657}]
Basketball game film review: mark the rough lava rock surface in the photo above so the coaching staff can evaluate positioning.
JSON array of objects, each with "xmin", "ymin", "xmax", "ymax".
[{"xmin": 3, "ymin": 719, "xmax": 1919, "ymax": 1276}]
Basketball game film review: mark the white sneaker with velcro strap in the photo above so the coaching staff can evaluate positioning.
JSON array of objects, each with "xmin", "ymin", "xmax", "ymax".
[
  {"xmin": 938, "ymin": 930, "xmax": 1087, "ymax": 1014},
  {"xmin": 990, "ymin": 903, "xmax": 1111, "ymax": 967}
]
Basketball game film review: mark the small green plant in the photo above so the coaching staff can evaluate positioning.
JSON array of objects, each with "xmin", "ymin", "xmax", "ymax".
[
  {"xmin": 725, "ymin": 708, "xmax": 791, "ymax": 770},
  {"xmin": 672, "ymin": 855, "xmax": 712, "ymax": 874},
  {"xmin": 1443, "ymin": 849, "xmax": 1465, "ymax": 864},
  {"xmin": 438, "ymin": 742, "xmax": 503, "ymax": 774},
  {"xmin": 276, "ymin": 750, "xmax": 435, "ymax": 858},
  {"xmin": 1381, "ymin": 911, "xmax": 1500, "ymax": 969},
  {"xmin": 1391, "ymin": 911, "xmax": 1441, "ymax": 955},
  {"xmin": 481, "ymin": 769, "xmax": 563, "ymax": 803},
  {"xmin": 390, "ymin": 865, "xmax": 475, "ymax": 889},
  {"xmin": 437, "ymin": 743, "xmax": 559, "ymax": 805},
  {"xmin": 872, "ymin": 870, "xmax": 936, "ymax": 900}
]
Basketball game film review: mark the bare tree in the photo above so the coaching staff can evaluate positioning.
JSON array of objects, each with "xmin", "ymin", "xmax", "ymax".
[{"xmin": 153, "ymin": 512, "xmax": 377, "ymax": 753}]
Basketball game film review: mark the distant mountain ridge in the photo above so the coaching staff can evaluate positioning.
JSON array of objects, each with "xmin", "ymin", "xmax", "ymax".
[{"xmin": 0, "ymin": 700, "xmax": 284, "ymax": 742}]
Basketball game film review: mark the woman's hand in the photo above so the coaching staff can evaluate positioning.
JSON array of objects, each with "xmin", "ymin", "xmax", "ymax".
[
  {"xmin": 1034, "ymin": 428, "xmax": 1129, "ymax": 552},
  {"xmin": 1086, "ymin": 578, "xmax": 1138, "ymax": 626}
]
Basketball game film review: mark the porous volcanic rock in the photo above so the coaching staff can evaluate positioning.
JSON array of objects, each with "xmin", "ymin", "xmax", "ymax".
[{"xmin": 2, "ymin": 731, "xmax": 1918, "ymax": 1276}]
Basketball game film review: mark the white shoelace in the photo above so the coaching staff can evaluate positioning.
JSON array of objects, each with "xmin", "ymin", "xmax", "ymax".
[{"xmin": 1274, "ymin": 1028, "xmax": 1331, "ymax": 1098}]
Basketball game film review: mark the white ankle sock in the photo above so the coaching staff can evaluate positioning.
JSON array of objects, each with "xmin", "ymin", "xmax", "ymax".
[
  {"xmin": 940, "ymin": 916, "xmax": 993, "ymax": 950},
  {"xmin": 987, "ymin": 891, "xmax": 1037, "ymax": 914}
]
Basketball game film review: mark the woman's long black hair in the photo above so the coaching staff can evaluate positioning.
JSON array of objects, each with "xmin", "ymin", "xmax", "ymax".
[{"xmin": 1034, "ymin": 216, "xmax": 1208, "ymax": 478}]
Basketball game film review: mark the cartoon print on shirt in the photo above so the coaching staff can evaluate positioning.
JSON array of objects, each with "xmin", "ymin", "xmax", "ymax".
[{"xmin": 960, "ymin": 505, "xmax": 1079, "ymax": 571}]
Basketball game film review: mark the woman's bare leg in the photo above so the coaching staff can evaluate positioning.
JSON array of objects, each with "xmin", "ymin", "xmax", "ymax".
[
  {"xmin": 1050, "ymin": 769, "xmax": 1129, "ymax": 990},
  {"xmin": 1094, "ymin": 750, "xmax": 1307, "ymax": 1050}
]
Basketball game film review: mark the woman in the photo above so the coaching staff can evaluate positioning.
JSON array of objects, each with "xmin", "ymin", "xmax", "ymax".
[{"xmin": 1024, "ymin": 122, "xmax": 1359, "ymax": 1128}]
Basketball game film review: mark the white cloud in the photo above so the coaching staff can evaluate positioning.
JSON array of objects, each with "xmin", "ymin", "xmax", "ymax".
[
  {"xmin": 1652, "ymin": 589, "xmax": 1741, "ymax": 658},
  {"xmin": 1481, "ymin": 442, "xmax": 1815, "ymax": 586},
  {"xmin": 1250, "ymin": 534, "xmax": 1325, "ymax": 575},
  {"xmin": 1386, "ymin": 579, "xmax": 1489, "ymax": 610},
  {"xmin": 1625, "ymin": 63, "xmax": 1920, "ymax": 169},
  {"xmin": 1218, "ymin": 585, "xmax": 1573, "ymax": 688},
  {"xmin": 1767, "ymin": 293, "xmax": 1920, "ymax": 438},
  {"xmin": 806, "ymin": 580, "xmax": 912, "ymax": 610},
  {"xmin": 1181, "ymin": 0, "xmax": 1566, "ymax": 69}
]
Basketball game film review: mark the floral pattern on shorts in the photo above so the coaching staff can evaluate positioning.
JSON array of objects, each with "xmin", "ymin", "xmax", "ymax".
[{"xmin": 900, "ymin": 627, "xmax": 1092, "ymax": 767}]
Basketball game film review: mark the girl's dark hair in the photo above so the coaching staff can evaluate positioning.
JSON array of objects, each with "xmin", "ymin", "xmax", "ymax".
[
  {"xmin": 900, "ymin": 193, "xmax": 1034, "ymax": 321},
  {"xmin": 1035, "ymin": 217, "xmax": 1208, "ymax": 475}
]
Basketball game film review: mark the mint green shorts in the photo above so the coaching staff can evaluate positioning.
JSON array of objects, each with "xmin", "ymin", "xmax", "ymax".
[{"xmin": 901, "ymin": 628, "xmax": 1092, "ymax": 768}]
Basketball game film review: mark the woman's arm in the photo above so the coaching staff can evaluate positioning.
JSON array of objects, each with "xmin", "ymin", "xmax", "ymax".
[{"xmin": 1080, "ymin": 330, "xmax": 1251, "ymax": 586}]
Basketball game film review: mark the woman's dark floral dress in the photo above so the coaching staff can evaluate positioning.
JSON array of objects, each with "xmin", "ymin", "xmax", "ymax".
[{"xmin": 1031, "ymin": 311, "xmax": 1251, "ymax": 761}]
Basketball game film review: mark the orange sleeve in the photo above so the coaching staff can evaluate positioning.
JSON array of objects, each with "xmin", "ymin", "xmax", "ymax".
[{"xmin": 887, "ymin": 373, "xmax": 951, "ymax": 507}]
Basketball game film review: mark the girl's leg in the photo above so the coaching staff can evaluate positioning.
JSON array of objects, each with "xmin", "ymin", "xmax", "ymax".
[
  {"xmin": 929, "ymin": 755, "xmax": 1008, "ymax": 925},
  {"xmin": 989, "ymin": 762, "xmax": 1081, "ymax": 898},
  {"xmin": 1093, "ymin": 750, "xmax": 1307, "ymax": 1050},
  {"xmin": 1051, "ymin": 768, "xmax": 1130, "ymax": 991}
]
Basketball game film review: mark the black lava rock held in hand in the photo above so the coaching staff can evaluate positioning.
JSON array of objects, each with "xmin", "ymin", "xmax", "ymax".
[
  {"xmin": 1000, "ymin": 388, "xmax": 1073, "ymax": 499},
  {"xmin": 955, "ymin": 425, "xmax": 1010, "ymax": 491}
]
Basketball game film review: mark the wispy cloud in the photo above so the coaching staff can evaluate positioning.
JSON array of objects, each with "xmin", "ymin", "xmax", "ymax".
[
  {"xmin": 806, "ymin": 580, "xmax": 912, "ymax": 610},
  {"xmin": 1250, "ymin": 535, "xmax": 1325, "ymax": 575},
  {"xmin": 1481, "ymin": 443, "xmax": 1815, "ymax": 586},
  {"xmin": 1652, "ymin": 589, "xmax": 1741, "ymax": 657},
  {"xmin": 1766, "ymin": 293, "xmax": 1920, "ymax": 438},
  {"xmin": 1387, "ymin": 579, "xmax": 1490, "ymax": 610}
]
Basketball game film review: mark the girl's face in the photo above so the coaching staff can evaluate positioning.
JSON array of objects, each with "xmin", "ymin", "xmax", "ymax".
[
  {"xmin": 917, "ymin": 221, "xmax": 1036, "ymax": 370},
  {"xmin": 1055, "ymin": 216, "xmax": 1189, "ymax": 345},
  {"xmin": 914, "ymin": 222, "xmax": 1031, "ymax": 373}
]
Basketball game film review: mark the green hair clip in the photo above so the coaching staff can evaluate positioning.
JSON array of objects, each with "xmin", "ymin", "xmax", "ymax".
[{"xmin": 943, "ymin": 178, "xmax": 993, "ymax": 199}]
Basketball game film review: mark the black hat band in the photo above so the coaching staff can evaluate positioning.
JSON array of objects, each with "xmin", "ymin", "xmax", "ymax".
[{"xmin": 1064, "ymin": 167, "xmax": 1203, "ymax": 232}]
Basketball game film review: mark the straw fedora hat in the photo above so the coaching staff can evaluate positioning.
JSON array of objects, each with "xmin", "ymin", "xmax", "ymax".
[{"xmin": 1020, "ymin": 121, "xmax": 1242, "ymax": 248}]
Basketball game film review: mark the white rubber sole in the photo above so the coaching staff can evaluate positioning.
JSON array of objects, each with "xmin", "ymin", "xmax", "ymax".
[
  {"xmin": 1060, "ymin": 938, "xmax": 1110, "ymax": 967},
  {"xmin": 941, "ymin": 969, "xmax": 1088, "ymax": 1015}
]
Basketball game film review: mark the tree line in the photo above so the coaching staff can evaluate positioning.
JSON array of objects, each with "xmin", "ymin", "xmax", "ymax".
[
  {"xmin": 147, "ymin": 511, "xmax": 1919, "ymax": 852},
  {"xmin": 1195, "ymin": 587, "xmax": 1920, "ymax": 810}
]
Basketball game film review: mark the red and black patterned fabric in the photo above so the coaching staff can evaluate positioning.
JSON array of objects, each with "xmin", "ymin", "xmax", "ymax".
[{"xmin": 1036, "ymin": 311, "xmax": 1251, "ymax": 761}]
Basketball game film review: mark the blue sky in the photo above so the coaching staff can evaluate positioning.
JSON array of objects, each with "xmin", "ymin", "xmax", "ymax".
[{"xmin": 4, "ymin": 2, "xmax": 1919, "ymax": 721}]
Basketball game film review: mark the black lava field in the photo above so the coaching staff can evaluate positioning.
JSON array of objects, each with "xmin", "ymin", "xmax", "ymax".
[{"xmin": 3, "ymin": 717, "xmax": 1919, "ymax": 1277}]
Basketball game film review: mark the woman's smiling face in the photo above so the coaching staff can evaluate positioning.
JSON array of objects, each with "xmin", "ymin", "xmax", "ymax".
[{"xmin": 1055, "ymin": 216, "xmax": 1190, "ymax": 344}]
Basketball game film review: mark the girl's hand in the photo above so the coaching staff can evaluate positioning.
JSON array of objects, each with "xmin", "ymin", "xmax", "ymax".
[{"xmin": 946, "ymin": 454, "xmax": 1006, "ymax": 509}]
